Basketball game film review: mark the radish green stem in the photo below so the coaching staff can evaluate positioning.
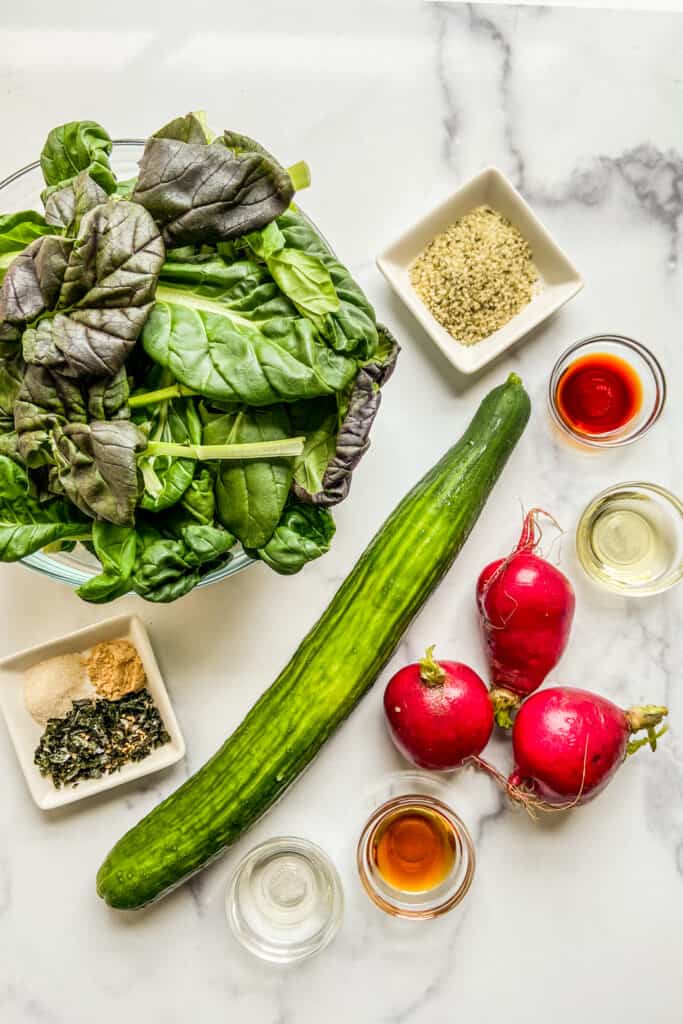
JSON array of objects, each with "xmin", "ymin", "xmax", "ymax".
[
  {"xmin": 490, "ymin": 687, "xmax": 520, "ymax": 730},
  {"xmin": 625, "ymin": 704, "xmax": 669, "ymax": 732},
  {"xmin": 419, "ymin": 645, "xmax": 446, "ymax": 687},
  {"xmin": 144, "ymin": 437, "xmax": 305, "ymax": 461},
  {"xmin": 627, "ymin": 724, "xmax": 669, "ymax": 756},
  {"xmin": 625, "ymin": 705, "xmax": 669, "ymax": 754}
]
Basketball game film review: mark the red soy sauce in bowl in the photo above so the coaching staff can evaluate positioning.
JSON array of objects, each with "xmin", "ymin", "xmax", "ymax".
[
  {"xmin": 548, "ymin": 335, "xmax": 666, "ymax": 449},
  {"xmin": 556, "ymin": 352, "xmax": 642, "ymax": 435}
]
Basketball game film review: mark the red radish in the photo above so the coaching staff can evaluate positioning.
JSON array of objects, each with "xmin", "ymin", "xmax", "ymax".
[
  {"xmin": 383, "ymin": 647, "xmax": 494, "ymax": 771},
  {"xmin": 477, "ymin": 508, "xmax": 575, "ymax": 727},
  {"xmin": 508, "ymin": 687, "xmax": 668, "ymax": 806}
]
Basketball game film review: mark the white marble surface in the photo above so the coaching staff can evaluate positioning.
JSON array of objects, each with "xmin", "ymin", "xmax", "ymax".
[{"xmin": 1, "ymin": 2, "xmax": 682, "ymax": 1021}]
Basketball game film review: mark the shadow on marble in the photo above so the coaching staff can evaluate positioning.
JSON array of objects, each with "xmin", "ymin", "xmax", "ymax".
[
  {"xmin": 27, "ymin": 760, "xmax": 188, "ymax": 829},
  {"xmin": 380, "ymin": 283, "xmax": 576, "ymax": 394}
]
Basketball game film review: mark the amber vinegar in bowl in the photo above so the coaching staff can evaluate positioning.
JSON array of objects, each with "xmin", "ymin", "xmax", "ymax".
[
  {"xmin": 371, "ymin": 804, "xmax": 457, "ymax": 893},
  {"xmin": 357, "ymin": 773, "xmax": 475, "ymax": 919}
]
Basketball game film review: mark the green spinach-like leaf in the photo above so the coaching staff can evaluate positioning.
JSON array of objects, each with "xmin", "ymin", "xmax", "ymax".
[
  {"xmin": 292, "ymin": 324, "xmax": 399, "ymax": 506},
  {"xmin": 267, "ymin": 247, "xmax": 340, "ymax": 321},
  {"xmin": 205, "ymin": 405, "xmax": 293, "ymax": 549},
  {"xmin": 159, "ymin": 254, "xmax": 299, "ymax": 322},
  {"xmin": 0, "ymin": 210, "xmax": 54, "ymax": 253},
  {"xmin": 243, "ymin": 221, "xmax": 340, "ymax": 325},
  {"xmin": 114, "ymin": 178, "xmax": 137, "ymax": 199},
  {"xmin": 40, "ymin": 120, "xmax": 116, "ymax": 197},
  {"xmin": 51, "ymin": 420, "xmax": 146, "ymax": 525},
  {"xmin": 76, "ymin": 521, "xmax": 136, "ymax": 603},
  {"xmin": 176, "ymin": 467, "xmax": 215, "ymax": 524},
  {"xmin": 142, "ymin": 288, "xmax": 356, "ymax": 405},
  {"xmin": 159, "ymin": 466, "xmax": 217, "ymax": 531},
  {"xmin": 135, "ymin": 394, "xmax": 202, "ymax": 511},
  {"xmin": 0, "ymin": 211, "xmax": 55, "ymax": 281},
  {"xmin": 249, "ymin": 503, "xmax": 335, "ymax": 574},
  {"xmin": 0, "ymin": 454, "xmax": 90, "ymax": 560},
  {"xmin": 178, "ymin": 521, "xmax": 235, "ymax": 564},
  {"xmin": 277, "ymin": 208, "xmax": 378, "ymax": 359},
  {"xmin": 289, "ymin": 397, "xmax": 338, "ymax": 495},
  {"xmin": 131, "ymin": 518, "xmax": 234, "ymax": 602}
]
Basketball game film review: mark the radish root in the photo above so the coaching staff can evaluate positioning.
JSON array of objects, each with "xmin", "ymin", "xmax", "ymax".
[
  {"xmin": 471, "ymin": 756, "xmax": 542, "ymax": 819},
  {"xmin": 471, "ymin": 736, "xmax": 592, "ymax": 818}
]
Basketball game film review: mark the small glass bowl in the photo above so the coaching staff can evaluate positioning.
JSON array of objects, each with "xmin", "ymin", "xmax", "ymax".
[
  {"xmin": 226, "ymin": 837, "xmax": 343, "ymax": 964},
  {"xmin": 548, "ymin": 334, "xmax": 666, "ymax": 448},
  {"xmin": 576, "ymin": 481, "xmax": 683, "ymax": 596},
  {"xmin": 356, "ymin": 772, "xmax": 475, "ymax": 920}
]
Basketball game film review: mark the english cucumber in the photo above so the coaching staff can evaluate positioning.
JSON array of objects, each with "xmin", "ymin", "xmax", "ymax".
[{"xmin": 97, "ymin": 373, "xmax": 530, "ymax": 908}]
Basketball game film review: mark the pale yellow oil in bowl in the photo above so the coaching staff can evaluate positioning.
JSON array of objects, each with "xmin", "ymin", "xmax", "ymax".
[{"xmin": 577, "ymin": 483, "xmax": 683, "ymax": 596}]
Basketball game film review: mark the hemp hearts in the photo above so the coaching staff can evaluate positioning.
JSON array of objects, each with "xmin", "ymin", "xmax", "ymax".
[{"xmin": 410, "ymin": 206, "xmax": 539, "ymax": 346}]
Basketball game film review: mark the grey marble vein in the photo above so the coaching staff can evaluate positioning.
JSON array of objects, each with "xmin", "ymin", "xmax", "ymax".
[
  {"xmin": 434, "ymin": 5, "xmax": 461, "ymax": 170},
  {"xmin": 437, "ymin": 4, "xmax": 683, "ymax": 269},
  {"xmin": 466, "ymin": 4, "xmax": 526, "ymax": 190},
  {"xmin": 380, "ymin": 905, "xmax": 472, "ymax": 1024},
  {"xmin": 528, "ymin": 146, "xmax": 683, "ymax": 270}
]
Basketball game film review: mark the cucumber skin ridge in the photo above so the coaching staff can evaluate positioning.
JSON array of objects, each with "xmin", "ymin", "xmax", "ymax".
[{"xmin": 97, "ymin": 374, "xmax": 530, "ymax": 909}]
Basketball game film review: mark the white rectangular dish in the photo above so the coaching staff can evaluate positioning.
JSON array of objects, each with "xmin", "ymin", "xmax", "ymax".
[
  {"xmin": 377, "ymin": 166, "xmax": 583, "ymax": 375},
  {"xmin": 0, "ymin": 614, "xmax": 185, "ymax": 809}
]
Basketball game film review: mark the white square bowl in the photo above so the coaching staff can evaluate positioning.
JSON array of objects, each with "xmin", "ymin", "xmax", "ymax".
[
  {"xmin": 377, "ymin": 167, "xmax": 583, "ymax": 375},
  {"xmin": 0, "ymin": 614, "xmax": 185, "ymax": 810}
]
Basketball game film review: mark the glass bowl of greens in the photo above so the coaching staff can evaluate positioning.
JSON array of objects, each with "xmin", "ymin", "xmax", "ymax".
[
  {"xmin": 0, "ymin": 117, "xmax": 397, "ymax": 603},
  {"xmin": 1, "ymin": 141, "xmax": 253, "ymax": 596}
]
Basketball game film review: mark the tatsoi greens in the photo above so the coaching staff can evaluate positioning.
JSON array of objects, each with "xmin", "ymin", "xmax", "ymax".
[{"xmin": 0, "ymin": 112, "xmax": 398, "ymax": 602}]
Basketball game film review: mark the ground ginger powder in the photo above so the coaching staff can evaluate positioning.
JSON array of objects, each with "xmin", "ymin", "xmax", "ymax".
[
  {"xmin": 86, "ymin": 639, "xmax": 146, "ymax": 700},
  {"xmin": 409, "ymin": 205, "xmax": 539, "ymax": 346}
]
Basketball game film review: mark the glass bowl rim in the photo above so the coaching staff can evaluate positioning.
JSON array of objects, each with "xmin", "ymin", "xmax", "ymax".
[
  {"xmin": 0, "ymin": 138, "xmax": 146, "ymax": 190},
  {"xmin": 575, "ymin": 479, "xmax": 683, "ymax": 597},
  {"xmin": 225, "ymin": 835, "xmax": 344, "ymax": 963},
  {"xmin": 547, "ymin": 333, "xmax": 667, "ymax": 449}
]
